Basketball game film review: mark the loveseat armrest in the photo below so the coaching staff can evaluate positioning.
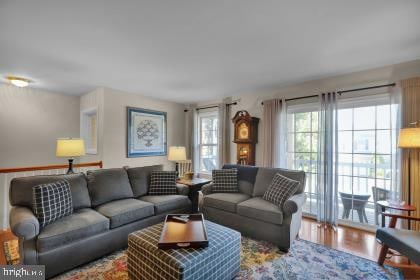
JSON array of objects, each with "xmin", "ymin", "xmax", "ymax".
[
  {"xmin": 283, "ymin": 193, "xmax": 306, "ymax": 215},
  {"xmin": 9, "ymin": 206, "xmax": 39, "ymax": 240},
  {"xmin": 201, "ymin": 183, "xmax": 213, "ymax": 195},
  {"xmin": 176, "ymin": 183, "xmax": 190, "ymax": 196}
]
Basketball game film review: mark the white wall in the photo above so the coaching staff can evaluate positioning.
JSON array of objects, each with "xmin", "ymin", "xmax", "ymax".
[
  {"xmin": 100, "ymin": 88, "xmax": 186, "ymax": 170},
  {"xmin": 0, "ymin": 84, "xmax": 80, "ymax": 168}
]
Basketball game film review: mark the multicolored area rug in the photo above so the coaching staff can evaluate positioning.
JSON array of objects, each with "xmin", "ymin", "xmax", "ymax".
[
  {"xmin": 54, "ymin": 238, "xmax": 402, "ymax": 280},
  {"xmin": 3, "ymin": 240, "xmax": 20, "ymax": 265}
]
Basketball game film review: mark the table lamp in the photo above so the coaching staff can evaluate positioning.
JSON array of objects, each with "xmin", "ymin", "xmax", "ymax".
[
  {"xmin": 398, "ymin": 125, "xmax": 420, "ymax": 207},
  {"xmin": 168, "ymin": 146, "xmax": 186, "ymax": 178},
  {"xmin": 56, "ymin": 138, "xmax": 86, "ymax": 174}
]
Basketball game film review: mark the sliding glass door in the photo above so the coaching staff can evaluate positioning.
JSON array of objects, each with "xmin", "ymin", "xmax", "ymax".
[
  {"xmin": 286, "ymin": 93, "xmax": 400, "ymax": 227},
  {"xmin": 336, "ymin": 95, "xmax": 399, "ymax": 226},
  {"xmin": 286, "ymin": 103, "xmax": 319, "ymax": 216}
]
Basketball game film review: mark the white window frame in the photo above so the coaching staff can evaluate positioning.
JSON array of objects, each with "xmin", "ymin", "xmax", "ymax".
[
  {"xmin": 197, "ymin": 110, "xmax": 219, "ymax": 174},
  {"xmin": 80, "ymin": 107, "xmax": 98, "ymax": 155}
]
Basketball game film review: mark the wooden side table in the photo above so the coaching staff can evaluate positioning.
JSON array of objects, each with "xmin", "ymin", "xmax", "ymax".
[
  {"xmin": 377, "ymin": 200, "xmax": 417, "ymax": 229},
  {"xmin": 177, "ymin": 178, "xmax": 211, "ymax": 213}
]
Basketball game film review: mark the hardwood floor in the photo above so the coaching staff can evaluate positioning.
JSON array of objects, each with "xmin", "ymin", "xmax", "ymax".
[
  {"xmin": 299, "ymin": 217, "xmax": 420, "ymax": 279},
  {"xmin": 1, "ymin": 218, "xmax": 419, "ymax": 279}
]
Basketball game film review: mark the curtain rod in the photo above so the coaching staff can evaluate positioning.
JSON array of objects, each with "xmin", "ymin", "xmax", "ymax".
[
  {"xmin": 183, "ymin": 102, "xmax": 237, "ymax": 112},
  {"xmin": 261, "ymin": 83, "xmax": 396, "ymax": 105}
]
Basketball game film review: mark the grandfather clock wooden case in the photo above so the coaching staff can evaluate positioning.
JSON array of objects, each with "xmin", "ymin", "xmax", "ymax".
[{"xmin": 232, "ymin": 110, "xmax": 259, "ymax": 166}]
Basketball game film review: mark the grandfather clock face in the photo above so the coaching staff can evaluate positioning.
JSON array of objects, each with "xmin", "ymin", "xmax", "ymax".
[{"xmin": 238, "ymin": 123, "xmax": 249, "ymax": 140}]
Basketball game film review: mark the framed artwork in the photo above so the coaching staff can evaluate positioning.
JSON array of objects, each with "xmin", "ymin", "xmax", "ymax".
[{"xmin": 127, "ymin": 107, "xmax": 167, "ymax": 157}]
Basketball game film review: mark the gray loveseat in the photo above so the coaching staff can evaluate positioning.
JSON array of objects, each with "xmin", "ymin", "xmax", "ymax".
[
  {"xmin": 202, "ymin": 164, "xmax": 306, "ymax": 251},
  {"xmin": 9, "ymin": 165, "xmax": 191, "ymax": 278}
]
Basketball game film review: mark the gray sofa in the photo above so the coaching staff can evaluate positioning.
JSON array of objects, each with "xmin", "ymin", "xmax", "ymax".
[
  {"xmin": 202, "ymin": 164, "xmax": 306, "ymax": 251},
  {"xmin": 9, "ymin": 165, "xmax": 191, "ymax": 278}
]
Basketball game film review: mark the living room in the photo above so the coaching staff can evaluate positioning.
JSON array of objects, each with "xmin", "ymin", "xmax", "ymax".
[{"xmin": 1, "ymin": 1, "xmax": 419, "ymax": 279}]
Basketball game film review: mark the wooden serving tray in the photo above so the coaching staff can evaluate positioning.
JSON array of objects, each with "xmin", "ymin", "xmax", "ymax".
[{"xmin": 158, "ymin": 214, "xmax": 209, "ymax": 250}]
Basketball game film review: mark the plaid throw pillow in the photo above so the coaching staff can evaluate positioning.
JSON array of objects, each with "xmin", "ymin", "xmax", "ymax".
[
  {"xmin": 212, "ymin": 169, "xmax": 238, "ymax": 193},
  {"xmin": 262, "ymin": 174, "xmax": 299, "ymax": 208},
  {"xmin": 149, "ymin": 171, "xmax": 178, "ymax": 195},
  {"xmin": 33, "ymin": 180, "xmax": 73, "ymax": 228}
]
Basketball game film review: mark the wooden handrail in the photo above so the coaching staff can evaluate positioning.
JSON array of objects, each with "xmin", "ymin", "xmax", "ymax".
[
  {"xmin": 0, "ymin": 161, "xmax": 103, "ymax": 173},
  {"xmin": 381, "ymin": 212, "xmax": 420, "ymax": 222}
]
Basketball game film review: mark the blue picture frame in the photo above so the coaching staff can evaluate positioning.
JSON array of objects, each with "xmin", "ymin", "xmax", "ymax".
[{"xmin": 127, "ymin": 107, "xmax": 167, "ymax": 157}]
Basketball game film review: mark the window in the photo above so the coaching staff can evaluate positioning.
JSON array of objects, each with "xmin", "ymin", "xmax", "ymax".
[
  {"xmin": 286, "ymin": 104, "xmax": 319, "ymax": 215},
  {"xmin": 81, "ymin": 108, "xmax": 98, "ymax": 154},
  {"xmin": 286, "ymin": 93, "xmax": 400, "ymax": 226},
  {"xmin": 198, "ymin": 111, "xmax": 219, "ymax": 173}
]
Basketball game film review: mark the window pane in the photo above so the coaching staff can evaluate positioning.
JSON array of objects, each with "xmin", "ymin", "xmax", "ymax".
[
  {"xmin": 338, "ymin": 154, "xmax": 352, "ymax": 175},
  {"xmin": 353, "ymin": 106, "xmax": 375, "ymax": 130},
  {"xmin": 376, "ymin": 130, "xmax": 391, "ymax": 154},
  {"xmin": 338, "ymin": 131, "xmax": 352, "ymax": 153},
  {"xmin": 295, "ymin": 112, "xmax": 311, "ymax": 132},
  {"xmin": 294, "ymin": 153, "xmax": 311, "ymax": 172},
  {"xmin": 376, "ymin": 105, "xmax": 390, "ymax": 129},
  {"xmin": 353, "ymin": 130, "xmax": 375, "ymax": 153},
  {"xmin": 202, "ymin": 130, "xmax": 218, "ymax": 144},
  {"xmin": 353, "ymin": 154, "xmax": 375, "ymax": 178},
  {"xmin": 311, "ymin": 112, "xmax": 318, "ymax": 132},
  {"xmin": 200, "ymin": 145, "xmax": 217, "ymax": 172},
  {"xmin": 295, "ymin": 133, "xmax": 311, "ymax": 153},
  {"xmin": 376, "ymin": 155, "xmax": 391, "ymax": 179},
  {"xmin": 338, "ymin": 108, "xmax": 353, "ymax": 130}
]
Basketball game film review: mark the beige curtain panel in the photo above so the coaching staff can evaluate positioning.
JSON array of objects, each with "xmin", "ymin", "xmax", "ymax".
[
  {"xmin": 218, "ymin": 101, "xmax": 231, "ymax": 167},
  {"xmin": 400, "ymin": 77, "xmax": 420, "ymax": 231},
  {"xmin": 262, "ymin": 99, "xmax": 282, "ymax": 167}
]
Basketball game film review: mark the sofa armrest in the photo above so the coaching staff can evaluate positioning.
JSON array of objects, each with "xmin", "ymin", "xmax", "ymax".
[
  {"xmin": 9, "ymin": 206, "xmax": 40, "ymax": 240},
  {"xmin": 201, "ymin": 183, "xmax": 213, "ymax": 195},
  {"xmin": 176, "ymin": 183, "xmax": 189, "ymax": 196},
  {"xmin": 283, "ymin": 193, "xmax": 306, "ymax": 215}
]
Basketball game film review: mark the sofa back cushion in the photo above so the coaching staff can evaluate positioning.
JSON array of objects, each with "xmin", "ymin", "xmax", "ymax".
[
  {"xmin": 10, "ymin": 173, "xmax": 91, "ymax": 210},
  {"xmin": 86, "ymin": 168, "xmax": 133, "ymax": 207},
  {"xmin": 125, "ymin": 165, "xmax": 163, "ymax": 197},
  {"xmin": 222, "ymin": 164, "xmax": 259, "ymax": 195},
  {"xmin": 253, "ymin": 167, "xmax": 306, "ymax": 197}
]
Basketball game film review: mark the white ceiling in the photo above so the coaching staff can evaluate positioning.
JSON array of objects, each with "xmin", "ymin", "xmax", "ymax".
[{"xmin": 1, "ymin": 1, "xmax": 420, "ymax": 103}]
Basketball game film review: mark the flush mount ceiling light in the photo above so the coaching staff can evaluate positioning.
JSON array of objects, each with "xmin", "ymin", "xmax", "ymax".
[{"xmin": 6, "ymin": 76, "xmax": 31, "ymax": 87}]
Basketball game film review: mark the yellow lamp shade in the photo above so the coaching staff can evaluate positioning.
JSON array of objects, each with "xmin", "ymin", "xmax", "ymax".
[
  {"xmin": 56, "ymin": 138, "xmax": 86, "ymax": 157},
  {"xmin": 168, "ymin": 146, "xmax": 187, "ymax": 161},
  {"xmin": 398, "ymin": 128, "xmax": 420, "ymax": 148}
]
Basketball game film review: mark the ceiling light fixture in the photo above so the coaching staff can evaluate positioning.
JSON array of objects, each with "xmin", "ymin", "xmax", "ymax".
[{"xmin": 6, "ymin": 76, "xmax": 30, "ymax": 87}]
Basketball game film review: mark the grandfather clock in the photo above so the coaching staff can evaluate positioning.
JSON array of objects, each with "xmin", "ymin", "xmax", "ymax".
[{"xmin": 232, "ymin": 110, "xmax": 259, "ymax": 166}]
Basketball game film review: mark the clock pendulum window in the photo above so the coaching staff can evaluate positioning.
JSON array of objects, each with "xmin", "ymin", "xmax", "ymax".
[{"xmin": 232, "ymin": 110, "xmax": 259, "ymax": 166}]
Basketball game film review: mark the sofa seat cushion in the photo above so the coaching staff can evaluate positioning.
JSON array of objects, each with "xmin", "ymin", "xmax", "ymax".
[
  {"xmin": 203, "ymin": 193, "xmax": 250, "ymax": 213},
  {"xmin": 95, "ymin": 199, "xmax": 154, "ymax": 229},
  {"xmin": 139, "ymin": 195, "xmax": 191, "ymax": 214},
  {"xmin": 37, "ymin": 208, "xmax": 109, "ymax": 252},
  {"xmin": 376, "ymin": 228, "xmax": 420, "ymax": 265},
  {"xmin": 237, "ymin": 197, "xmax": 283, "ymax": 225}
]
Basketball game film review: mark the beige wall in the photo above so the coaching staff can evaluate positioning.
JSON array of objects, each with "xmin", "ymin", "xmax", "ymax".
[
  {"xmin": 0, "ymin": 84, "xmax": 80, "ymax": 168},
  {"xmin": 100, "ymin": 88, "xmax": 186, "ymax": 170}
]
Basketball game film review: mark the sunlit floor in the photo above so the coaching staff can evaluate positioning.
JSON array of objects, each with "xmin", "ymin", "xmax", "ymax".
[{"xmin": 299, "ymin": 217, "xmax": 420, "ymax": 279}]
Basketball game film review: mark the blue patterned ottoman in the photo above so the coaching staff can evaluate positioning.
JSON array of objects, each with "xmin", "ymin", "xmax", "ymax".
[{"xmin": 127, "ymin": 220, "xmax": 241, "ymax": 280}]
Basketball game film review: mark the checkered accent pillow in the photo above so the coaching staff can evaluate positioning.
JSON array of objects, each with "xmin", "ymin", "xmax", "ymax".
[
  {"xmin": 212, "ymin": 168, "xmax": 238, "ymax": 193},
  {"xmin": 148, "ymin": 171, "xmax": 177, "ymax": 195},
  {"xmin": 32, "ymin": 180, "xmax": 73, "ymax": 228},
  {"xmin": 262, "ymin": 173, "xmax": 299, "ymax": 208}
]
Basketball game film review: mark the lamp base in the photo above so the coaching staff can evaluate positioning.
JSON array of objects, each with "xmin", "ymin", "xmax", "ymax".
[{"xmin": 67, "ymin": 159, "xmax": 75, "ymax": 174}]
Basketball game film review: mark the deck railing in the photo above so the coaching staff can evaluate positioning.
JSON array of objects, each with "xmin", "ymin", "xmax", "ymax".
[{"xmin": 0, "ymin": 161, "xmax": 102, "ymax": 230}]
